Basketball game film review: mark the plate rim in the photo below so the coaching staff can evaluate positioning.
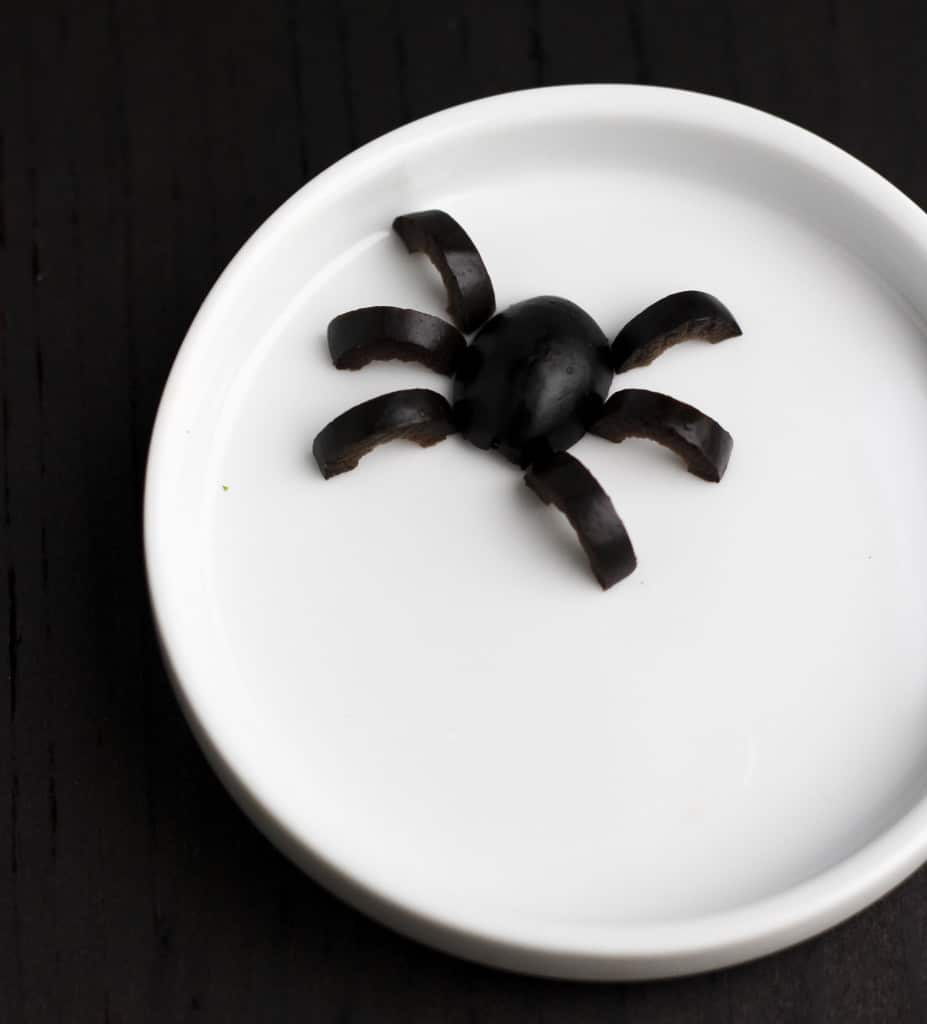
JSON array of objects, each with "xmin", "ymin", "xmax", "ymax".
[{"xmin": 144, "ymin": 84, "xmax": 927, "ymax": 980}]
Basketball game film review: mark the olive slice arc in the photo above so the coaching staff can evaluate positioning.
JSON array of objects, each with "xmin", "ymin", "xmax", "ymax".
[
  {"xmin": 327, "ymin": 306, "xmax": 466, "ymax": 375},
  {"xmin": 611, "ymin": 291, "xmax": 741, "ymax": 372},
  {"xmin": 524, "ymin": 452, "xmax": 637, "ymax": 590},
  {"xmin": 591, "ymin": 388, "xmax": 733, "ymax": 482},
  {"xmin": 392, "ymin": 210, "xmax": 496, "ymax": 333},
  {"xmin": 313, "ymin": 389, "xmax": 456, "ymax": 479}
]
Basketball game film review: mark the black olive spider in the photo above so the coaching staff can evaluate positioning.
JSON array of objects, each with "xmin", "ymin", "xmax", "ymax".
[{"xmin": 313, "ymin": 210, "xmax": 741, "ymax": 589}]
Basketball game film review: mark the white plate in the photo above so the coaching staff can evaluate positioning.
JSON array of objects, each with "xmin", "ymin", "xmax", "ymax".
[{"xmin": 144, "ymin": 86, "xmax": 927, "ymax": 980}]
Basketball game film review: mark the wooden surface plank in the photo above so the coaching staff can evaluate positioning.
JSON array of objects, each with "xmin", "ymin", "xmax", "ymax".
[{"xmin": 3, "ymin": 2, "xmax": 927, "ymax": 1021}]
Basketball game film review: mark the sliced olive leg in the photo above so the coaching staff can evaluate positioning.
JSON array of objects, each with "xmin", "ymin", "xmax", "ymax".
[
  {"xmin": 313, "ymin": 389, "xmax": 456, "ymax": 479},
  {"xmin": 392, "ymin": 210, "xmax": 496, "ymax": 333},
  {"xmin": 525, "ymin": 452, "xmax": 637, "ymax": 590},
  {"xmin": 591, "ymin": 389, "xmax": 733, "ymax": 482},
  {"xmin": 611, "ymin": 291, "xmax": 741, "ymax": 372},
  {"xmin": 328, "ymin": 306, "xmax": 466, "ymax": 376}
]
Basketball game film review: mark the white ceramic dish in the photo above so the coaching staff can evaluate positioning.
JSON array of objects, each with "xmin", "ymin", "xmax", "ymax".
[{"xmin": 144, "ymin": 86, "xmax": 927, "ymax": 979}]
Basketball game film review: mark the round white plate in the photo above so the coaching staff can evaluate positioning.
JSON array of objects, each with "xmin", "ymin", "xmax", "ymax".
[{"xmin": 144, "ymin": 86, "xmax": 927, "ymax": 980}]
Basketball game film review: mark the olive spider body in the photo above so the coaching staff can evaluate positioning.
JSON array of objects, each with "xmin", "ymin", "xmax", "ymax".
[{"xmin": 453, "ymin": 296, "xmax": 612, "ymax": 466}]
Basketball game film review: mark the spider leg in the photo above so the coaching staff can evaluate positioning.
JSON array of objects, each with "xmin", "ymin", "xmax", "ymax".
[
  {"xmin": 328, "ymin": 306, "xmax": 466, "ymax": 376},
  {"xmin": 525, "ymin": 452, "xmax": 637, "ymax": 590},
  {"xmin": 313, "ymin": 389, "xmax": 456, "ymax": 479},
  {"xmin": 591, "ymin": 389, "xmax": 733, "ymax": 482},
  {"xmin": 393, "ymin": 209, "xmax": 496, "ymax": 333},
  {"xmin": 611, "ymin": 291, "xmax": 741, "ymax": 372}
]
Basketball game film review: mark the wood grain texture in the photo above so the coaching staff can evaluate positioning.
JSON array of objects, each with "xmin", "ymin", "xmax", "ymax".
[{"xmin": 3, "ymin": 1, "xmax": 927, "ymax": 1020}]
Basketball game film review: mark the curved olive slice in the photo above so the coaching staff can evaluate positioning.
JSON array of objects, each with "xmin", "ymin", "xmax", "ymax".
[
  {"xmin": 525, "ymin": 452, "xmax": 637, "ymax": 590},
  {"xmin": 591, "ymin": 389, "xmax": 733, "ymax": 482},
  {"xmin": 611, "ymin": 291, "xmax": 741, "ymax": 372},
  {"xmin": 328, "ymin": 306, "xmax": 466, "ymax": 376},
  {"xmin": 392, "ymin": 210, "xmax": 496, "ymax": 333},
  {"xmin": 313, "ymin": 389, "xmax": 456, "ymax": 479}
]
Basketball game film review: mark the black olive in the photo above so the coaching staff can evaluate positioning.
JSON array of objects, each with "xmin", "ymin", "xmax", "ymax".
[
  {"xmin": 392, "ymin": 210, "xmax": 496, "ymax": 333},
  {"xmin": 591, "ymin": 389, "xmax": 733, "ymax": 482},
  {"xmin": 612, "ymin": 291, "xmax": 741, "ymax": 372},
  {"xmin": 452, "ymin": 296, "xmax": 612, "ymax": 466},
  {"xmin": 327, "ymin": 306, "xmax": 466, "ymax": 376},
  {"xmin": 312, "ymin": 389, "xmax": 456, "ymax": 479},
  {"xmin": 525, "ymin": 451, "xmax": 637, "ymax": 589},
  {"xmin": 314, "ymin": 211, "xmax": 744, "ymax": 590}
]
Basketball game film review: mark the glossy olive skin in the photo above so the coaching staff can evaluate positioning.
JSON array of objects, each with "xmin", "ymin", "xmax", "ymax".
[{"xmin": 452, "ymin": 297, "xmax": 613, "ymax": 465}]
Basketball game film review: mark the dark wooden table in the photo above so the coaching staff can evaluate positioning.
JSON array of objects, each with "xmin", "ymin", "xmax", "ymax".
[{"xmin": 3, "ymin": 3, "xmax": 927, "ymax": 1021}]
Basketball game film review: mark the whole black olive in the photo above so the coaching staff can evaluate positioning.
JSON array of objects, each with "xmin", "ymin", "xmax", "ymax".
[{"xmin": 452, "ymin": 297, "xmax": 612, "ymax": 466}]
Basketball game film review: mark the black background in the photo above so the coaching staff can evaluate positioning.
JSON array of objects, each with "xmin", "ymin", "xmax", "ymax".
[{"xmin": 3, "ymin": 3, "xmax": 927, "ymax": 1021}]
